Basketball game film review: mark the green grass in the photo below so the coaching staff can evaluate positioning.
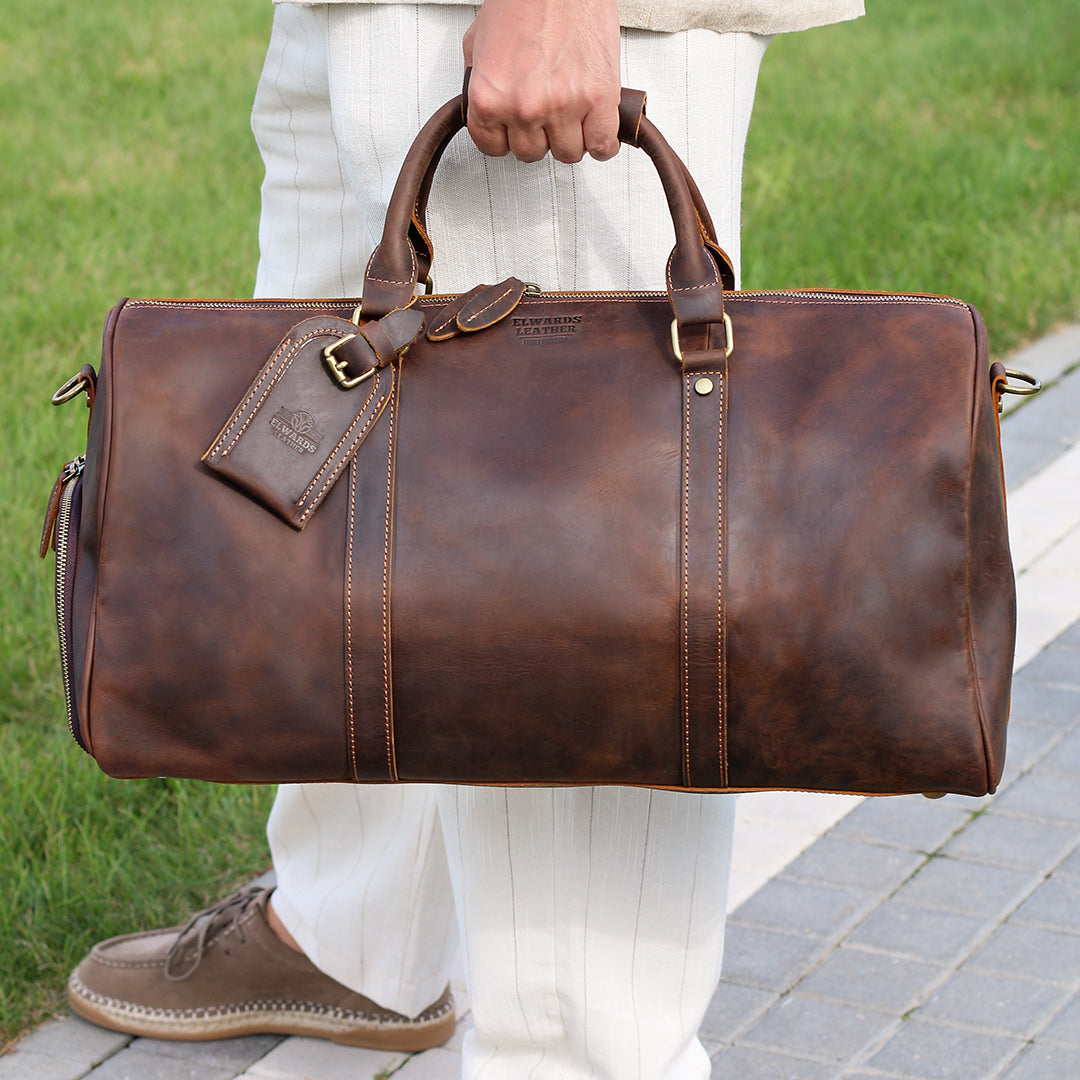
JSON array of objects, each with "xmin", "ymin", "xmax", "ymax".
[
  {"xmin": 1, "ymin": 0, "xmax": 1078, "ymax": 1049},
  {"xmin": 742, "ymin": 0, "xmax": 1080, "ymax": 353},
  {"xmin": 1, "ymin": 0, "xmax": 275, "ymax": 1048}
]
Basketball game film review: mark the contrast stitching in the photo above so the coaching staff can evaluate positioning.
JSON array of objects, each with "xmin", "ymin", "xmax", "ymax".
[
  {"xmin": 685, "ymin": 369, "xmax": 727, "ymax": 789},
  {"xmin": 682, "ymin": 375, "xmax": 692, "ymax": 788},
  {"xmin": 382, "ymin": 390, "xmax": 398, "ymax": 781},
  {"xmin": 296, "ymin": 373, "xmax": 381, "ymax": 508},
  {"xmin": 69, "ymin": 975, "xmax": 453, "ymax": 1026},
  {"xmin": 210, "ymin": 336, "xmax": 293, "ymax": 454},
  {"xmin": 462, "ymin": 283, "xmax": 516, "ymax": 326},
  {"xmin": 718, "ymin": 373, "xmax": 727, "ymax": 787},
  {"xmin": 668, "ymin": 279, "xmax": 722, "ymax": 294},
  {"xmin": 218, "ymin": 325, "xmax": 345, "ymax": 456},
  {"xmin": 667, "ymin": 249, "xmax": 722, "ymax": 296},
  {"xmin": 295, "ymin": 395, "xmax": 386, "ymax": 525},
  {"xmin": 365, "ymin": 274, "xmax": 416, "ymax": 286},
  {"xmin": 345, "ymin": 464, "xmax": 357, "ymax": 780},
  {"xmin": 365, "ymin": 244, "xmax": 418, "ymax": 289}
]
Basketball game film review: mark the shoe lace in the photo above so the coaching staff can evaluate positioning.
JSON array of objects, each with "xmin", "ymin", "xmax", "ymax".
[{"xmin": 164, "ymin": 883, "xmax": 264, "ymax": 981}]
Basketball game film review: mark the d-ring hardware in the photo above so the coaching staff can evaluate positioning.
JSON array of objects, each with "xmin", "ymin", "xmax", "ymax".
[
  {"xmin": 1000, "ymin": 369, "xmax": 1042, "ymax": 397},
  {"xmin": 52, "ymin": 371, "xmax": 94, "ymax": 406},
  {"xmin": 671, "ymin": 312, "xmax": 733, "ymax": 364}
]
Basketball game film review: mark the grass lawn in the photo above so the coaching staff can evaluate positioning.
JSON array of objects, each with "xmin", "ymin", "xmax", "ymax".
[{"xmin": 2, "ymin": 0, "xmax": 1078, "ymax": 1049}]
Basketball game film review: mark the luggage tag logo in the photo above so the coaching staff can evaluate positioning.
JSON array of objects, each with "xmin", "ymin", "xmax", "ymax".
[{"xmin": 270, "ymin": 408, "xmax": 325, "ymax": 455}]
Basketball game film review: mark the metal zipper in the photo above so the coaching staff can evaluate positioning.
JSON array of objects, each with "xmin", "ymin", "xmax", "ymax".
[
  {"xmin": 134, "ymin": 290, "xmax": 966, "ymax": 308},
  {"xmin": 54, "ymin": 457, "xmax": 84, "ymax": 747},
  {"xmin": 495, "ymin": 289, "xmax": 967, "ymax": 305}
]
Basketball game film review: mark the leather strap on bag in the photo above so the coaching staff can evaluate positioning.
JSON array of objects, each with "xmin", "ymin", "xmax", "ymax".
[{"xmin": 362, "ymin": 85, "xmax": 733, "ymax": 334}]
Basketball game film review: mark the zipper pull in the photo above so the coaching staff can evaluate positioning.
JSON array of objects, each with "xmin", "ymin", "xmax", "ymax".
[
  {"xmin": 40, "ymin": 457, "xmax": 84, "ymax": 559},
  {"xmin": 426, "ymin": 278, "xmax": 528, "ymax": 341}
]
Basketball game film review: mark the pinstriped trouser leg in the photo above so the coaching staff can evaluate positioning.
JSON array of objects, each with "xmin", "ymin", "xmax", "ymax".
[{"xmin": 255, "ymin": 5, "xmax": 768, "ymax": 1076}]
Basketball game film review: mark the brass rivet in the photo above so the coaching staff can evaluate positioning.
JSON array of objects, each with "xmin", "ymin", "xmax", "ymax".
[{"xmin": 694, "ymin": 377, "xmax": 714, "ymax": 396}]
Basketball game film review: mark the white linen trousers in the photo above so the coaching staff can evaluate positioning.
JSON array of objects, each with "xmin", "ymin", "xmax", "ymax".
[{"xmin": 253, "ymin": 6, "xmax": 768, "ymax": 1077}]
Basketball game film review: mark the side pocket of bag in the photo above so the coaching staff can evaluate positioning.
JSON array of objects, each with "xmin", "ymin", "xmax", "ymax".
[{"xmin": 53, "ymin": 462, "xmax": 87, "ymax": 752}]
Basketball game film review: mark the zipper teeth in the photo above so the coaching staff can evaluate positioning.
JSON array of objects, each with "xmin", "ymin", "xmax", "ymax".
[
  {"xmin": 133, "ymin": 291, "xmax": 965, "ymax": 308},
  {"xmin": 510, "ymin": 290, "xmax": 965, "ymax": 305},
  {"xmin": 54, "ymin": 459, "xmax": 83, "ymax": 745},
  {"xmin": 738, "ymin": 290, "xmax": 963, "ymax": 304},
  {"xmin": 131, "ymin": 299, "xmax": 352, "ymax": 312}
]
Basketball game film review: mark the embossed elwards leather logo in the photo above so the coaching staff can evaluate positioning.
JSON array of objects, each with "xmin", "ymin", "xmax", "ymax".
[
  {"xmin": 513, "ymin": 314, "xmax": 582, "ymax": 346},
  {"xmin": 270, "ymin": 407, "xmax": 325, "ymax": 455}
]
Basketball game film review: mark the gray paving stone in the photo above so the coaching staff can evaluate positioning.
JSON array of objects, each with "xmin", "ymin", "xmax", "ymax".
[
  {"xmin": 720, "ymin": 924, "xmax": 830, "ymax": 992},
  {"xmin": 741, "ymin": 994, "xmax": 895, "ymax": 1065},
  {"xmin": 844, "ymin": 901, "xmax": 991, "ymax": 965},
  {"xmin": 830, "ymin": 797, "xmax": 972, "ymax": 853},
  {"xmin": 128, "ymin": 1034, "xmax": 282, "ymax": 1070},
  {"xmin": 888, "ymin": 855, "xmax": 1038, "ymax": 919},
  {"xmin": 14, "ymin": 1015, "xmax": 131, "ymax": 1068},
  {"xmin": 1000, "ymin": 371, "xmax": 1080, "ymax": 483},
  {"xmin": 1007, "ymin": 680, "xmax": 1080, "ymax": 729},
  {"xmin": 244, "ymin": 1036, "xmax": 408, "ymax": 1079},
  {"xmin": 1037, "ymin": 729, "xmax": 1080, "ymax": 775},
  {"xmin": 795, "ymin": 946, "xmax": 945, "ymax": 1015},
  {"xmin": 700, "ymin": 983, "xmax": 778, "ymax": 1042},
  {"xmin": 1000, "ymin": 1043, "xmax": 1080, "ymax": 1080},
  {"xmin": 1012, "ymin": 647, "xmax": 1080, "ymax": 691},
  {"xmin": 708, "ymin": 1045, "xmax": 838, "ymax": 1079},
  {"xmin": 866, "ymin": 1020, "xmax": 1024, "ymax": 1080},
  {"xmin": 731, "ymin": 878, "xmax": 875, "ymax": 941},
  {"xmin": 941, "ymin": 811, "xmax": 1078, "ymax": 871},
  {"xmin": 965, "ymin": 924, "xmax": 1080, "ymax": 986},
  {"xmin": 0, "ymin": 1051, "xmax": 89, "ymax": 1080},
  {"xmin": 1055, "ymin": 619, "xmax": 1080, "ymax": 651},
  {"xmin": 990, "ymin": 772, "xmax": 1080, "ymax": 824},
  {"xmin": 997, "ymin": 723, "xmax": 1065, "ymax": 787},
  {"xmin": 1040, "ymin": 995, "xmax": 1080, "ymax": 1046},
  {"xmin": 393, "ymin": 1048, "xmax": 462, "ymax": 1079},
  {"xmin": 1001, "ymin": 430, "xmax": 1071, "ymax": 488},
  {"xmin": 83, "ymin": 1045, "xmax": 238, "ymax": 1080},
  {"xmin": 1011, "ymin": 876, "xmax": 1080, "ymax": 933},
  {"xmin": 780, "ymin": 836, "xmax": 926, "ymax": 895},
  {"xmin": 1002, "ymin": 326, "xmax": 1080, "ymax": 409},
  {"xmin": 913, "ymin": 970, "xmax": 1069, "ymax": 1038},
  {"xmin": 1056, "ymin": 845, "xmax": 1080, "ymax": 878}
]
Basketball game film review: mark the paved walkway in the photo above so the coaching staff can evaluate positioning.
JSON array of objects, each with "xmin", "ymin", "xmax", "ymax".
[{"xmin": 4, "ymin": 325, "xmax": 1079, "ymax": 1080}]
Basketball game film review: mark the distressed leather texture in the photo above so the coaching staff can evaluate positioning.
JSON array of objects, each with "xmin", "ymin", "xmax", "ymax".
[{"xmin": 54, "ymin": 94, "xmax": 1016, "ymax": 796}]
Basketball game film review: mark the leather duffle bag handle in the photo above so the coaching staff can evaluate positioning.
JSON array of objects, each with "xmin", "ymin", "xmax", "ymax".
[{"xmin": 360, "ymin": 76, "xmax": 736, "ymax": 345}]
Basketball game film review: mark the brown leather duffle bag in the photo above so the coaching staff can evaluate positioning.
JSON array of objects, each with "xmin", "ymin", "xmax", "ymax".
[{"xmin": 42, "ymin": 91, "xmax": 1039, "ymax": 796}]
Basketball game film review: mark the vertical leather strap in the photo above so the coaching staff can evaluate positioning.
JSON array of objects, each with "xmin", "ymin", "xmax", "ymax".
[
  {"xmin": 680, "ymin": 345, "xmax": 729, "ymax": 789},
  {"xmin": 344, "ymin": 376, "xmax": 402, "ymax": 781}
]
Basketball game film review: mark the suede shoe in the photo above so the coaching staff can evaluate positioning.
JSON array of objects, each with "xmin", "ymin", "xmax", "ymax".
[{"xmin": 68, "ymin": 885, "xmax": 455, "ymax": 1049}]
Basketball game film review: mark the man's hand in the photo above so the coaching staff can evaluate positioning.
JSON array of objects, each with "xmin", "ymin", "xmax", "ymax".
[{"xmin": 462, "ymin": 0, "xmax": 621, "ymax": 164}]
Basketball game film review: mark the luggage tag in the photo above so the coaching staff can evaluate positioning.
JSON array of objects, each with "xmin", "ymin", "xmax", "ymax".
[{"xmin": 203, "ymin": 307, "xmax": 424, "ymax": 529}]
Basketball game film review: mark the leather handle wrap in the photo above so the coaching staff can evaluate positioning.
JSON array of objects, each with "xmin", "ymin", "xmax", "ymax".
[{"xmin": 362, "ymin": 85, "xmax": 733, "ymax": 328}]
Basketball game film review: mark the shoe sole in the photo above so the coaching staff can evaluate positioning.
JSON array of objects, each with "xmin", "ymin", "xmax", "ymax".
[{"xmin": 68, "ymin": 972, "xmax": 456, "ymax": 1051}]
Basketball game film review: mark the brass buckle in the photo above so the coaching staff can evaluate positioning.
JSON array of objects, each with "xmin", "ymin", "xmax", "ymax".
[
  {"xmin": 671, "ymin": 312, "xmax": 733, "ymax": 363},
  {"xmin": 323, "ymin": 334, "xmax": 377, "ymax": 389},
  {"xmin": 52, "ymin": 371, "xmax": 94, "ymax": 406}
]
